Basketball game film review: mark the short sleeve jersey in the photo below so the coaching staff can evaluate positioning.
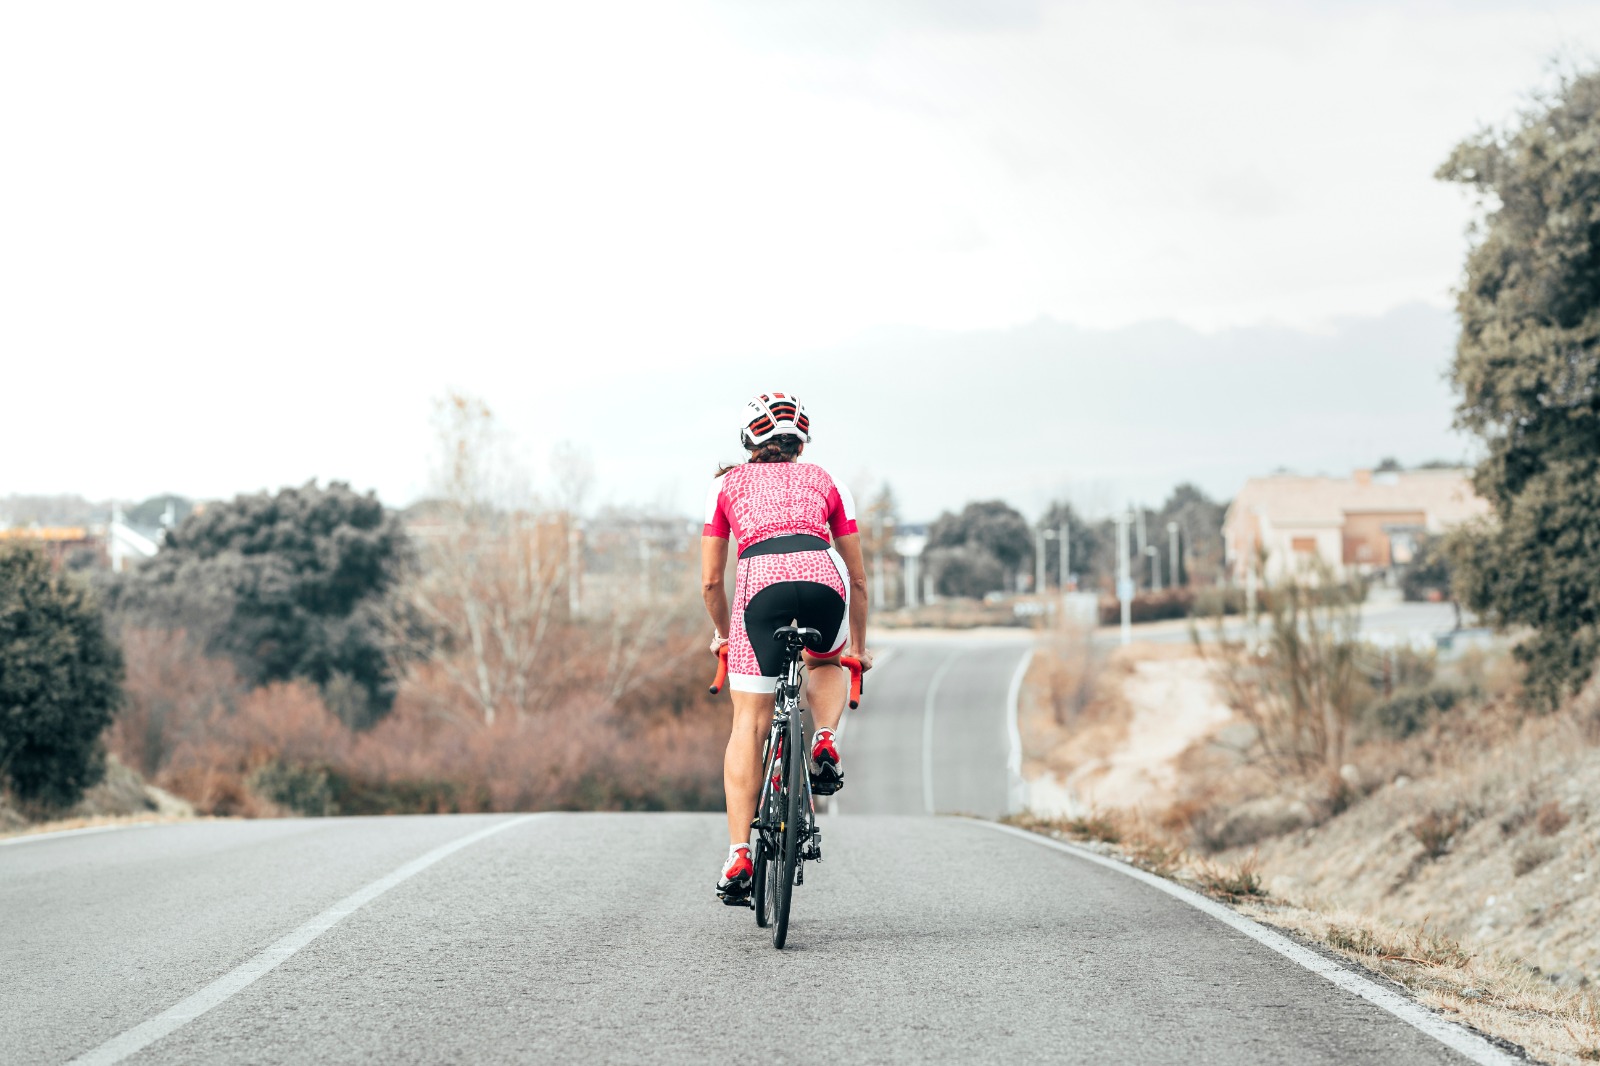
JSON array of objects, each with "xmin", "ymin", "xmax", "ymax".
[{"xmin": 703, "ymin": 461, "xmax": 858, "ymax": 554}]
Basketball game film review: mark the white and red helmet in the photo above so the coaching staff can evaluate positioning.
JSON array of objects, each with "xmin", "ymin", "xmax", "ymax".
[{"xmin": 741, "ymin": 392, "xmax": 811, "ymax": 445}]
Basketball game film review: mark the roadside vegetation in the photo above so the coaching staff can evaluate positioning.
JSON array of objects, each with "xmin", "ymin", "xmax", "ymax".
[
  {"xmin": 1013, "ymin": 70, "xmax": 1600, "ymax": 1064},
  {"xmin": 1, "ymin": 394, "xmax": 726, "ymax": 829},
  {"xmin": 1017, "ymin": 574, "xmax": 1600, "ymax": 1063}
]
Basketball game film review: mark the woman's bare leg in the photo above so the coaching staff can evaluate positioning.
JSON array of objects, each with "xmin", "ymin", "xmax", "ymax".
[
  {"xmin": 804, "ymin": 655, "xmax": 846, "ymax": 733},
  {"xmin": 725, "ymin": 689, "xmax": 771, "ymax": 845}
]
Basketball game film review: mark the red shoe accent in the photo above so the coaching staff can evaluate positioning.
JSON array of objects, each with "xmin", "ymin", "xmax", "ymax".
[
  {"xmin": 812, "ymin": 730, "xmax": 838, "ymax": 764},
  {"xmin": 723, "ymin": 849, "xmax": 753, "ymax": 881}
]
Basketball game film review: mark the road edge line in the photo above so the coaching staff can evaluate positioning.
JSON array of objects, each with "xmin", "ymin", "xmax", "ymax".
[
  {"xmin": 921, "ymin": 653, "xmax": 961, "ymax": 815},
  {"xmin": 0, "ymin": 823, "xmax": 153, "ymax": 848},
  {"xmin": 965, "ymin": 819, "xmax": 1521, "ymax": 1066},
  {"xmin": 66, "ymin": 814, "xmax": 542, "ymax": 1066},
  {"xmin": 1004, "ymin": 645, "xmax": 1035, "ymax": 815}
]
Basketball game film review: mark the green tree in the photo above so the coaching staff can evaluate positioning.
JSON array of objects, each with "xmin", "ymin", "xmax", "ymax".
[
  {"xmin": 0, "ymin": 545, "xmax": 123, "ymax": 809},
  {"xmin": 1400, "ymin": 536, "xmax": 1454, "ymax": 606},
  {"xmin": 925, "ymin": 500, "xmax": 1032, "ymax": 597},
  {"xmin": 1438, "ymin": 70, "xmax": 1600, "ymax": 706},
  {"xmin": 108, "ymin": 482, "xmax": 413, "ymax": 727}
]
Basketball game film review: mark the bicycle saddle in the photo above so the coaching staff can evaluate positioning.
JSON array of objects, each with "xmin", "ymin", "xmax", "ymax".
[{"xmin": 773, "ymin": 625, "xmax": 827, "ymax": 651}]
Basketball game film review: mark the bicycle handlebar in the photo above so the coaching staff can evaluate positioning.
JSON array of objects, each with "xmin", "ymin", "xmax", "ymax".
[
  {"xmin": 706, "ymin": 646, "xmax": 867, "ymax": 709},
  {"xmin": 708, "ymin": 645, "xmax": 730, "ymax": 695},
  {"xmin": 839, "ymin": 656, "xmax": 865, "ymax": 709}
]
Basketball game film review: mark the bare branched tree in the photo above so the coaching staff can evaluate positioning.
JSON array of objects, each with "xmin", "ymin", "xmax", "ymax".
[
  {"xmin": 399, "ymin": 394, "xmax": 569, "ymax": 726},
  {"xmin": 1204, "ymin": 561, "xmax": 1369, "ymax": 775}
]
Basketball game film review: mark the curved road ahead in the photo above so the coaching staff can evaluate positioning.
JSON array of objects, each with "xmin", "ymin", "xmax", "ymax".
[{"xmin": 3, "ymin": 631, "xmax": 1503, "ymax": 1065}]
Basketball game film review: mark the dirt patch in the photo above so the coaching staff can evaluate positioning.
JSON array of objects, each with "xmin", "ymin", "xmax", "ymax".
[{"xmin": 1019, "ymin": 639, "xmax": 1235, "ymax": 815}]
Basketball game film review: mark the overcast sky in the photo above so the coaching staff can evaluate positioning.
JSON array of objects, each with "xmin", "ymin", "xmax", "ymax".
[{"xmin": 4, "ymin": 1, "xmax": 1598, "ymax": 521}]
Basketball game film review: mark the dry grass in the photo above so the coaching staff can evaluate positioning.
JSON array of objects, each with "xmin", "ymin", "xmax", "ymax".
[
  {"xmin": 1010, "ymin": 803, "xmax": 1600, "ymax": 1063},
  {"xmin": 1239, "ymin": 901, "xmax": 1600, "ymax": 1066},
  {"xmin": 1006, "ymin": 807, "xmax": 1251, "ymax": 896},
  {"xmin": 1193, "ymin": 853, "xmax": 1266, "ymax": 899},
  {"xmin": 1015, "ymin": 633, "xmax": 1600, "ymax": 1064}
]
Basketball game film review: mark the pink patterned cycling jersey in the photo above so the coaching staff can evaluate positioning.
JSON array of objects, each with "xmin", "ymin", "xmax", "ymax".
[{"xmin": 702, "ymin": 461, "xmax": 858, "ymax": 554}]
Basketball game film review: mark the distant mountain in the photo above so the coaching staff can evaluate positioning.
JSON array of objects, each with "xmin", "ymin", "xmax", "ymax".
[{"xmin": 539, "ymin": 302, "xmax": 1470, "ymax": 522}]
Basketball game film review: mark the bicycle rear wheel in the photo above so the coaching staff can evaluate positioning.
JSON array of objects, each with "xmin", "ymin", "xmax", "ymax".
[
  {"xmin": 751, "ymin": 833, "xmax": 769, "ymax": 927},
  {"xmin": 771, "ymin": 708, "xmax": 804, "ymax": 949},
  {"xmin": 755, "ymin": 728, "xmax": 782, "ymax": 928}
]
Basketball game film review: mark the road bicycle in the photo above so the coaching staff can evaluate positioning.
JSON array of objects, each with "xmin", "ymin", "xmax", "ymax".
[{"xmin": 710, "ymin": 629, "xmax": 864, "ymax": 949}]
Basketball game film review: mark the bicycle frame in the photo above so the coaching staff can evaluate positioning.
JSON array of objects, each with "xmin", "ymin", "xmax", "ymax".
[{"xmin": 755, "ymin": 642, "xmax": 815, "ymax": 868}]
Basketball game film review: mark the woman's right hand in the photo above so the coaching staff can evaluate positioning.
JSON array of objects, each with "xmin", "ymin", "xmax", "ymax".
[{"xmin": 851, "ymin": 648, "xmax": 874, "ymax": 671}]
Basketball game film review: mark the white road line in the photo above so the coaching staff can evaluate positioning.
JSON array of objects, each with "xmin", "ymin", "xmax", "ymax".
[
  {"xmin": 0, "ymin": 823, "xmax": 150, "ymax": 848},
  {"xmin": 921, "ymin": 653, "xmax": 961, "ymax": 815},
  {"xmin": 67, "ymin": 814, "xmax": 542, "ymax": 1066},
  {"xmin": 969, "ymin": 820, "xmax": 1520, "ymax": 1066},
  {"xmin": 826, "ymin": 649, "xmax": 892, "ymax": 816},
  {"xmin": 1003, "ymin": 646, "xmax": 1036, "ymax": 815}
]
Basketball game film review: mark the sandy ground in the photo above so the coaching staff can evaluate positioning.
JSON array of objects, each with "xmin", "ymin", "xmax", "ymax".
[
  {"xmin": 1070, "ymin": 657, "xmax": 1233, "ymax": 808},
  {"xmin": 1022, "ymin": 641, "xmax": 1237, "ymax": 816}
]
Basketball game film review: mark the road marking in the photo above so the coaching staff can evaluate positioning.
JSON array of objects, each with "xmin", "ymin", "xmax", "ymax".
[
  {"xmin": 969, "ymin": 820, "xmax": 1520, "ymax": 1066},
  {"xmin": 826, "ymin": 649, "xmax": 892, "ymax": 816},
  {"xmin": 921, "ymin": 653, "xmax": 961, "ymax": 815},
  {"xmin": 66, "ymin": 814, "xmax": 541, "ymax": 1066},
  {"xmin": 1003, "ymin": 646, "xmax": 1035, "ymax": 816},
  {"xmin": 0, "ymin": 823, "xmax": 151, "ymax": 848}
]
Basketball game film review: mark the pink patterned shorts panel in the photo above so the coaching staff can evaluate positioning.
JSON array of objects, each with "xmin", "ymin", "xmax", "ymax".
[{"xmin": 729, "ymin": 548, "xmax": 850, "ymax": 687}]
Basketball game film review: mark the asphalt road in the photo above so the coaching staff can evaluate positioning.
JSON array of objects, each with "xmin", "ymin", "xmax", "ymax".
[{"xmin": 3, "ymin": 631, "xmax": 1495, "ymax": 1065}]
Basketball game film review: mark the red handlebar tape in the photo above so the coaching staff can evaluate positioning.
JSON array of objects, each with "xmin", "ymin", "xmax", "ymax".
[{"xmin": 708, "ymin": 645, "xmax": 730, "ymax": 695}]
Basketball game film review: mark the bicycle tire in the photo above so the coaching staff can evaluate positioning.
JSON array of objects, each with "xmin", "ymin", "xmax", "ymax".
[
  {"xmin": 752, "ymin": 835, "xmax": 769, "ymax": 926},
  {"xmin": 771, "ymin": 707, "xmax": 804, "ymax": 948},
  {"xmin": 756, "ymin": 729, "xmax": 783, "ymax": 929}
]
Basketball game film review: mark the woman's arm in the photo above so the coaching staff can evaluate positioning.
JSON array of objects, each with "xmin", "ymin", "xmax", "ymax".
[
  {"xmin": 701, "ymin": 536, "xmax": 731, "ymax": 641},
  {"xmin": 832, "ymin": 533, "xmax": 871, "ymax": 665}
]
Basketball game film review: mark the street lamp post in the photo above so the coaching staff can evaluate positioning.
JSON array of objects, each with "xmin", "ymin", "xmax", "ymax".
[
  {"xmin": 1059, "ymin": 519, "xmax": 1069, "ymax": 591},
  {"xmin": 1036, "ymin": 524, "xmax": 1060, "ymax": 594},
  {"xmin": 1145, "ymin": 544, "xmax": 1161, "ymax": 593},
  {"xmin": 1116, "ymin": 510, "xmax": 1132, "ymax": 645},
  {"xmin": 1167, "ymin": 521, "xmax": 1180, "ymax": 588}
]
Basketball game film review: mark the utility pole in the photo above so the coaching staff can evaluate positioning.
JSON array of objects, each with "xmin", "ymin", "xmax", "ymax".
[
  {"xmin": 1035, "ymin": 524, "xmax": 1047, "ymax": 596},
  {"xmin": 1059, "ymin": 519, "xmax": 1069, "ymax": 591},
  {"xmin": 1135, "ymin": 506, "xmax": 1147, "ymax": 563},
  {"xmin": 1146, "ymin": 545, "xmax": 1161, "ymax": 593},
  {"xmin": 1168, "ymin": 521, "xmax": 1180, "ymax": 588},
  {"xmin": 1116, "ymin": 509, "xmax": 1132, "ymax": 645}
]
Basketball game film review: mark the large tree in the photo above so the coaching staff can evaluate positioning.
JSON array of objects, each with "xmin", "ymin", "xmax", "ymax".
[
  {"xmin": 0, "ymin": 545, "xmax": 123, "ymax": 808},
  {"xmin": 1438, "ymin": 70, "xmax": 1600, "ymax": 706},
  {"xmin": 925, "ymin": 500, "xmax": 1032, "ymax": 597},
  {"xmin": 108, "ymin": 482, "xmax": 412, "ymax": 727}
]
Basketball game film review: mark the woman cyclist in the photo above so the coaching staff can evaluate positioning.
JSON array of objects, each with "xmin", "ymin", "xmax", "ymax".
[{"xmin": 701, "ymin": 393, "xmax": 871, "ymax": 903}]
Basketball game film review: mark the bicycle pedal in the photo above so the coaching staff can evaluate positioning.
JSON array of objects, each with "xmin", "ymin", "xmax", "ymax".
[{"xmin": 719, "ymin": 893, "xmax": 754, "ymax": 908}]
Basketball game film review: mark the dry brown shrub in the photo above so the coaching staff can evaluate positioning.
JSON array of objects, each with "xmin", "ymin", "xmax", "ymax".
[
  {"xmin": 1411, "ymin": 807, "xmax": 1470, "ymax": 859},
  {"xmin": 1193, "ymin": 853, "xmax": 1266, "ymax": 899},
  {"xmin": 1536, "ymin": 801, "xmax": 1572, "ymax": 837},
  {"xmin": 108, "ymin": 628, "xmax": 241, "ymax": 779},
  {"xmin": 156, "ymin": 681, "xmax": 349, "ymax": 816}
]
